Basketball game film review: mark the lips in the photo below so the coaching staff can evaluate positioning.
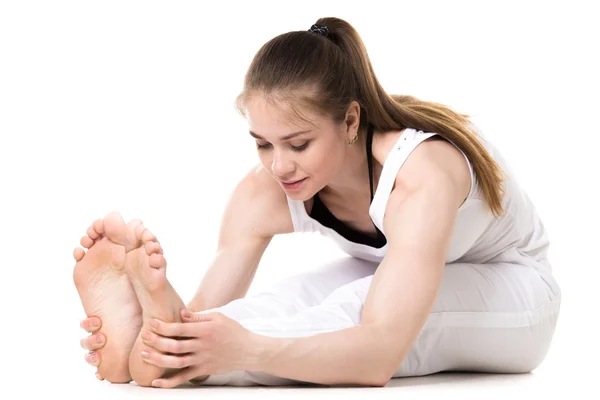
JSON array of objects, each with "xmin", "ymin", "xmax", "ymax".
[{"xmin": 282, "ymin": 178, "xmax": 305, "ymax": 184}]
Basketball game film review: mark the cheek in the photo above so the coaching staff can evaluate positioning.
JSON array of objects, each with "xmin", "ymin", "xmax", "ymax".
[
  {"xmin": 257, "ymin": 152, "xmax": 272, "ymax": 169},
  {"xmin": 307, "ymin": 144, "xmax": 344, "ymax": 178}
]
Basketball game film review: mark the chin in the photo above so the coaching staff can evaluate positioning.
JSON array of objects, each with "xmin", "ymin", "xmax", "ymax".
[
  {"xmin": 282, "ymin": 184, "xmax": 317, "ymax": 202},
  {"xmin": 283, "ymin": 190, "xmax": 308, "ymax": 202}
]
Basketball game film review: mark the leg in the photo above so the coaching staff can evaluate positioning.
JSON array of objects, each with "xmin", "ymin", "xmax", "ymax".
[
  {"xmin": 393, "ymin": 261, "xmax": 561, "ymax": 377},
  {"xmin": 206, "ymin": 256, "xmax": 378, "ymax": 321},
  {"xmin": 194, "ymin": 259, "xmax": 560, "ymax": 386}
]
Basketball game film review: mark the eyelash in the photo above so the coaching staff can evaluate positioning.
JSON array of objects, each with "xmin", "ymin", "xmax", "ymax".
[{"xmin": 256, "ymin": 142, "xmax": 310, "ymax": 152}]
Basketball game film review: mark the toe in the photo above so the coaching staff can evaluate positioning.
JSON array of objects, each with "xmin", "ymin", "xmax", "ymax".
[
  {"xmin": 80, "ymin": 235, "xmax": 94, "ymax": 249},
  {"xmin": 87, "ymin": 219, "xmax": 105, "ymax": 240},
  {"xmin": 104, "ymin": 211, "xmax": 138, "ymax": 250},
  {"xmin": 133, "ymin": 223, "xmax": 146, "ymax": 241},
  {"xmin": 141, "ymin": 228, "xmax": 157, "ymax": 244},
  {"xmin": 144, "ymin": 241, "xmax": 162, "ymax": 255},
  {"xmin": 126, "ymin": 218, "xmax": 143, "ymax": 232},
  {"xmin": 86, "ymin": 226, "xmax": 98, "ymax": 241},
  {"xmin": 149, "ymin": 253, "xmax": 166, "ymax": 269},
  {"xmin": 73, "ymin": 247, "xmax": 85, "ymax": 261}
]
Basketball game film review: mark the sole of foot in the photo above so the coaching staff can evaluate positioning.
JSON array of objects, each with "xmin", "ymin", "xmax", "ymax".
[
  {"xmin": 121, "ymin": 219, "xmax": 186, "ymax": 387},
  {"xmin": 73, "ymin": 212, "xmax": 144, "ymax": 383}
]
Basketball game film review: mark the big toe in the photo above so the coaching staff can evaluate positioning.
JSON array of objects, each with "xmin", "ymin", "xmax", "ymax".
[{"xmin": 103, "ymin": 212, "xmax": 138, "ymax": 251}]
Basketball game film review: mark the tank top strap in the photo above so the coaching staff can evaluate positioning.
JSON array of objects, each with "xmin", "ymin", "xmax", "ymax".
[
  {"xmin": 286, "ymin": 195, "xmax": 314, "ymax": 233},
  {"xmin": 368, "ymin": 128, "xmax": 439, "ymax": 235}
]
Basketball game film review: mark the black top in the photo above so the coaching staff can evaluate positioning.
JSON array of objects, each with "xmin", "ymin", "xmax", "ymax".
[{"xmin": 309, "ymin": 124, "xmax": 388, "ymax": 249}]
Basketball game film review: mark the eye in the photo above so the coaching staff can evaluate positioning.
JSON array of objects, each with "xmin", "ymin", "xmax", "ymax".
[
  {"xmin": 256, "ymin": 141, "xmax": 310, "ymax": 152},
  {"xmin": 256, "ymin": 142, "xmax": 271, "ymax": 150},
  {"xmin": 291, "ymin": 142, "xmax": 310, "ymax": 152}
]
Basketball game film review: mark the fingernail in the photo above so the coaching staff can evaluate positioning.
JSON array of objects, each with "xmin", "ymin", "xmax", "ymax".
[
  {"xmin": 141, "ymin": 351, "xmax": 150, "ymax": 359},
  {"xmin": 96, "ymin": 335, "xmax": 103, "ymax": 344},
  {"xmin": 88, "ymin": 353, "xmax": 97, "ymax": 362},
  {"xmin": 141, "ymin": 331, "xmax": 151, "ymax": 341},
  {"xmin": 152, "ymin": 380, "xmax": 161, "ymax": 387}
]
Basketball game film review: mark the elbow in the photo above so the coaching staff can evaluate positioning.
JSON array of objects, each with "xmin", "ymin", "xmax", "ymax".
[
  {"xmin": 350, "ymin": 362, "xmax": 393, "ymax": 387},
  {"xmin": 358, "ymin": 369, "xmax": 391, "ymax": 387},
  {"xmin": 360, "ymin": 326, "xmax": 402, "ymax": 387},
  {"xmin": 368, "ymin": 375, "xmax": 391, "ymax": 388},
  {"xmin": 371, "ymin": 366, "xmax": 395, "ymax": 387},
  {"xmin": 353, "ymin": 373, "xmax": 390, "ymax": 387},
  {"xmin": 357, "ymin": 357, "xmax": 397, "ymax": 387}
]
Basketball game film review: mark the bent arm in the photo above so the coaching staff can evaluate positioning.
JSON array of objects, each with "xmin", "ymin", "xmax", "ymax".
[
  {"xmin": 243, "ymin": 138, "xmax": 469, "ymax": 386},
  {"xmin": 186, "ymin": 166, "xmax": 293, "ymax": 312},
  {"xmin": 186, "ymin": 237, "xmax": 271, "ymax": 312}
]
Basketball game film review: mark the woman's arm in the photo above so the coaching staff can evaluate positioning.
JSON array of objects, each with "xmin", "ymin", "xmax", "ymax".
[
  {"xmin": 186, "ymin": 165, "xmax": 294, "ymax": 312},
  {"xmin": 244, "ymin": 138, "xmax": 471, "ymax": 386},
  {"xmin": 250, "ymin": 185, "xmax": 460, "ymax": 385}
]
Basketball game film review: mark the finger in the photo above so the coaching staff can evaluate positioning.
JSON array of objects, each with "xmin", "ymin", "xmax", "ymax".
[
  {"xmin": 140, "ymin": 350, "xmax": 195, "ymax": 369},
  {"xmin": 180, "ymin": 309, "xmax": 217, "ymax": 323},
  {"xmin": 81, "ymin": 317, "xmax": 102, "ymax": 332},
  {"xmin": 80, "ymin": 333, "xmax": 105, "ymax": 350},
  {"xmin": 141, "ymin": 331, "xmax": 200, "ymax": 354},
  {"xmin": 96, "ymin": 371, "xmax": 104, "ymax": 381},
  {"xmin": 151, "ymin": 319, "xmax": 199, "ymax": 338},
  {"xmin": 152, "ymin": 367, "xmax": 205, "ymax": 388},
  {"xmin": 85, "ymin": 351, "xmax": 101, "ymax": 367}
]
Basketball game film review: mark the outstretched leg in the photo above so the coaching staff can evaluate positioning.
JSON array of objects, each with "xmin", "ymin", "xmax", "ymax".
[
  {"xmin": 205, "ymin": 256, "xmax": 378, "ymax": 320},
  {"xmin": 192, "ymin": 259, "xmax": 561, "ymax": 386},
  {"xmin": 72, "ymin": 212, "xmax": 143, "ymax": 383}
]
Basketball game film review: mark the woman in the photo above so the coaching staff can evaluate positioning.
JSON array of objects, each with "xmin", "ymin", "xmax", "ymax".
[{"xmin": 73, "ymin": 17, "xmax": 561, "ymax": 388}]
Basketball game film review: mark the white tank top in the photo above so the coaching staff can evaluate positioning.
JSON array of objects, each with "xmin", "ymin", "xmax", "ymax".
[{"xmin": 285, "ymin": 124, "xmax": 553, "ymax": 274}]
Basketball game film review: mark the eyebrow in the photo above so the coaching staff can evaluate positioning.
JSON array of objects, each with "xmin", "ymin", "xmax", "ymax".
[{"xmin": 249, "ymin": 130, "xmax": 311, "ymax": 141}]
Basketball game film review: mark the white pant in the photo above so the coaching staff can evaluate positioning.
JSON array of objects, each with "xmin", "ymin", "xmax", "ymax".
[{"xmin": 196, "ymin": 256, "xmax": 561, "ymax": 386}]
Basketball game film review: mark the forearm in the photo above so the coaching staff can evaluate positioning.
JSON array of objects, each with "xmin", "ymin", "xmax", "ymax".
[
  {"xmin": 186, "ymin": 246, "xmax": 265, "ymax": 312},
  {"xmin": 247, "ymin": 324, "xmax": 397, "ymax": 386}
]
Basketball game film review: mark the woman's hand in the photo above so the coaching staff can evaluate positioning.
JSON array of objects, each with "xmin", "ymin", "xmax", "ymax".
[
  {"xmin": 80, "ymin": 317, "xmax": 106, "ymax": 381},
  {"xmin": 139, "ymin": 310, "xmax": 256, "ymax": 388}
]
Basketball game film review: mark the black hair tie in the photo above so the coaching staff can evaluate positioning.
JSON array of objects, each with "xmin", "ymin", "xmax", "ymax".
[{"xmin": 308, "ymin": 24, "xmax": 329, "ymax": 37}]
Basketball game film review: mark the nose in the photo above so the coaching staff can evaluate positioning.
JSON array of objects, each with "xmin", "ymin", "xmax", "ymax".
[{"xmin": 271, "ymin": 149, "xmax": 295, "ymax": 179}]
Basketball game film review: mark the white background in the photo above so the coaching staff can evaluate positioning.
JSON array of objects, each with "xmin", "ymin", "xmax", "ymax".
[{"xmin": 1, "ymin": 0, "xmax": 598, "ymax": 398}]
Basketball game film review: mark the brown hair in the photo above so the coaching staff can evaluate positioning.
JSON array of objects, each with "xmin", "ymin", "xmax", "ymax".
[{"xmin": 235, "ymin": 17, "xmax": 506, "ymax": 217}]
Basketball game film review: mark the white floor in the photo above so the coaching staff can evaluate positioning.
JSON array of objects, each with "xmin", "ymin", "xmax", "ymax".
[{"xmin": 29, "ymin": 356, "xmax": 580, "ymax": 400}]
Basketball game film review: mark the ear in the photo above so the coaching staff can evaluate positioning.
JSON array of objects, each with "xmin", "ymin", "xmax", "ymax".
[{"xmin": 343, "ymin": 101, "xmax": 361, "ymax": 140}]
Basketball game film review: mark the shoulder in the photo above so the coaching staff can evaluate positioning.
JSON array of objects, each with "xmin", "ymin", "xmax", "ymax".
[
  {"xmin": 373, "ymin": 129, "xmax": 471, "ymax": 209},
  {"xmin": 225, "ymin": 163, "xmax": 294, "ymax": 238}
]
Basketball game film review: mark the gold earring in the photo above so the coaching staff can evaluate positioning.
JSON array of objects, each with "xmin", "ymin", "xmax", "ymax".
[{"xmin": 346, "ymin": 134, "xmax": 358, "ymax": 146}]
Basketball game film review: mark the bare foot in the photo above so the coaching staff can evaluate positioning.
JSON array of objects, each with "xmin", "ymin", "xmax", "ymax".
[
  {"xmin": 72, "ymin": 213, "xmax": 143, "ymax": 383},
  {"xmin": 121, "ymin": 220, "xmax": 186, "ymax": 387}
]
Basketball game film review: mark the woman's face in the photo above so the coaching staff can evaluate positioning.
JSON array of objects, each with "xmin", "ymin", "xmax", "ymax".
[{"xmin": 245, "ymin": 95, "xmax": 353, "ymax": 201}]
